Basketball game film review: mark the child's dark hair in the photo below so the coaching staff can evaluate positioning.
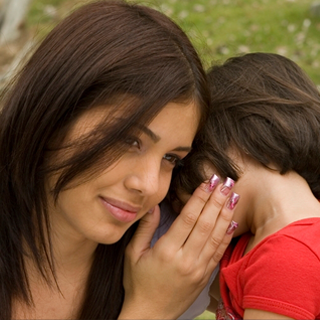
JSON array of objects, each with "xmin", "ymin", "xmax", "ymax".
[{"xmin": 172, "ymin": 52, "xmax": 320, "ymax": 200}]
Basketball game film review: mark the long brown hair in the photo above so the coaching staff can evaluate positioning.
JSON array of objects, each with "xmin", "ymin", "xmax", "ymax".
[
  {"xmin": 0, "ymin": 1, "xmax": 210, "ymax": 318},
  {"xmin": 172, "ymin": 52, "xmax": 320, "ymax": 199}
]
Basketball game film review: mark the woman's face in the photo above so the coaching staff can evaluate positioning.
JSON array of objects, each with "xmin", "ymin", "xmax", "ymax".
[{"xmin": 48, "ymin": 101, "xmax": 200, "ymax": 245}]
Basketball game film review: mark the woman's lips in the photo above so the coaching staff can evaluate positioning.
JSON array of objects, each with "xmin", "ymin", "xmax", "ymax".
[{"xmin": 99, "ymin": 197, "xmax": 140, "ymax": 223}]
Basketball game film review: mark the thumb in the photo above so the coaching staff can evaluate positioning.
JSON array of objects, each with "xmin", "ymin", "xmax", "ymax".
[{"xmin": 128, "ymin": 205, "xmax": 160, "ymax": 257}]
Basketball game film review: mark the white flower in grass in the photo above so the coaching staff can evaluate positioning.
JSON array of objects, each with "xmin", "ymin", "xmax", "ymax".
[
  {"xmin": 193, "ymin": 4, "xmax": 205, "ymax": 12},
  {"xmin": 295, "ymin": 32, "xmax": 305, "ymax": 45},
  {"xmin": 159, "ymin": 4, "xmax": 173, "ymax": 16},
  {"xmin": 303, "ymin": 19, "xmax": 311, "ymax": 30},
  {"xmin": 178, "ymin": 10, "xmax": 188, "ymax": 19},
  {"xmin": 238, "ymin": 45, "xmax": 249, "ymax": 53},
  {"xmin": 43, "ymin": 5, "xmax": 57, "ymax": 17},
  {"xmin": 276, "ymin": 46, "xmax": 288, "ymax": 56},
  {"xmin": 207, "ymin": 38, "xmax": 213, "ymax": 46},
  {"xmin": 287, "ymin": 24, "xmax": 296, "ymax": 33}
]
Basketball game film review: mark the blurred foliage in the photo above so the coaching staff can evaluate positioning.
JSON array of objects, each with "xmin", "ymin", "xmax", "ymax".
[{"xmin": 27, "ymin": 0, "xmax": 320, "ymax": 85}]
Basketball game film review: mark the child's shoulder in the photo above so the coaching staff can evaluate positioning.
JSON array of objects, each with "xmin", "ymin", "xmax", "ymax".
[
  {"xmin": 251, "ymin": 217, "xmax": 320, "ymax": 262},
  {"xmin": 276, "ymin": 217, "xmax": 320, "ymax": 249}
]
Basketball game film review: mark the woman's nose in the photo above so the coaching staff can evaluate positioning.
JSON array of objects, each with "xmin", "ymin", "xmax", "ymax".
[{"xmin": 124, "ymin": 156, "xmax": 162, "ymax": 196}]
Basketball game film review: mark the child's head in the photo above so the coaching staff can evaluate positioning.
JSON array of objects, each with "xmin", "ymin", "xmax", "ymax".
[{"xmin": 172, "ymin": 52, "xmax": 320, "ymax": 201}]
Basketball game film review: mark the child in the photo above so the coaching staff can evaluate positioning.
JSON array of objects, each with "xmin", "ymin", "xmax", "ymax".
[{"xmin": 172, "ymin": 52, "xmax": 320, "ymax": 319}]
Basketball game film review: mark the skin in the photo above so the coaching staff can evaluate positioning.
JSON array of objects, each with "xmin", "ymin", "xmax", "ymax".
[
  {"xmin": 121, "ymin": 178, "xmax": 236, "ymax": 319},
  {"xmin": 15, "ymin": 101, "xmax": 236, "ymax": 319},
  {"xmin": 48, "ymin": 102, "xmax": 199, "ymax": 247},
  {"xmin": 206, "ymin": 151, "xmax": 320, "ymax": 319}
]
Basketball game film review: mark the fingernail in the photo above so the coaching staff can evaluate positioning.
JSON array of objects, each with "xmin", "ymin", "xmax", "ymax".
[
  {"xmin": 221, "ymin": 177, "xmax": 235, "ymax": 195},
  {"xmin": 207, "ymin": 174, "xmax": 220, "ymax": 192},
  {"xmin": 226, "ymin": 192, "xmax": 240, "ymax": 210},
  {"xmin": 226, "ymin": 220, "xmax": 238, "ymax": 234}
]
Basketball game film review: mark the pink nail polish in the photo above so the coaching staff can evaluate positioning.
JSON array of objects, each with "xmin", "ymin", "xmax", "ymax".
[
  {"xmin": 221, "ymin": 177, "xmax": 235, "ymax": 195},
  {"xmin": 226, "ymin": 220, "xmax": 238, "ymax": 234},
  {"xmin": 226, "ymin": 192, "xmax": 240, "ymax": 210},
  {"xmin": 208, "ymin": 174, "xmax": 220, "ymax": 192}
]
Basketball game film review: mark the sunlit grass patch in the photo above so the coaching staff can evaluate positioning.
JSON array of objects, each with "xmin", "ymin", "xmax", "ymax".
[{"xmin": 195, "ymin": 310, "xmax": 215, "ymax": 319}]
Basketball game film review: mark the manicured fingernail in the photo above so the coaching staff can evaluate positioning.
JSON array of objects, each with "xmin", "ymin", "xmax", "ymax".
[
  {"xmin": 226, "ymin": 192, "xmax": 240, "ymax": 210},
  {"xmin": 221, "ymin": 177, "xmax": 235, "ymax": 195},
  {"xmin": 226, "ymin": 220, "xmax": 238, "ymax": 234},
  {"xmin": 207, "ymin": 174, "xmax": 220, "ymax": 192}
]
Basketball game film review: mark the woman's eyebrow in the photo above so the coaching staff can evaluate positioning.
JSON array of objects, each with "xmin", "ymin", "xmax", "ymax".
[
  {"xmin": 140, "ymin": 125, "xmax": 192, "ymax": 152},
  {"xmin": 173, "ymin": 146, "xmax": 192, "ymax": 152},
  {"xmin": 140, "ymin": 126, "xmax": 160, "ymax": 142}
]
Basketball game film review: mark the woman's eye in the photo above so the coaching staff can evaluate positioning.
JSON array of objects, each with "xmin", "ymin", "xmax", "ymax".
[
  {"xmin": 131, "ymin": 140, "xmax": 139, "ymax": 147},
  {"xmin": 163, "ymin": 154, "xmax": 182, "ymax": 167},
  {"xmin": 126, "ymin": 138, "xmax": 141, "ymax": 149}
]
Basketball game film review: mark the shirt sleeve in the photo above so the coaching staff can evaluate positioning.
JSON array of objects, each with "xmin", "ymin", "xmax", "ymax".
[{"xmin": 241, "ymin": 235, "xmax": 320, "ymax": 319}]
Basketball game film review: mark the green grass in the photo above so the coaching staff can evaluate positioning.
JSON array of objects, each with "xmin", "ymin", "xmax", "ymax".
[
  {"xmin": 28, "ymin": 0, "xmax": 320, "ymax": 83},
  {"xmin": 142, "ymin": 0, "xmax": 319, "ymax": 84},
  {"xmin": 195, "ymin": 310, "xmax": 215, "ymax": 319}
]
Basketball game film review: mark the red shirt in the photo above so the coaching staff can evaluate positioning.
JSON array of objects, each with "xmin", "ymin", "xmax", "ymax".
[{"xmin": 217, "ymin": 218, "xmax": 320, "ymax": 319}]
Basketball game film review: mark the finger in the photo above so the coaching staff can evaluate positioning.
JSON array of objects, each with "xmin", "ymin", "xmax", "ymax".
[
  {"xmin": 204, "ymin": 221, "xmax": 238, "ymax": 276},
  {"xmin": 182, "ymin": 178, "xmax": 235, "ymax": 255},
  {"xmin": 211, "ymin": 223, "xmax": 237, "ymax": 265},
  {"xmin": 161, "ymin": 174, "xmax": 220, "ymax": 249},
  {"xmin": 200, "ymin": 192, "xmax": 239, "ymax": 264},
  {"xmin": 127, "ymin": 205, "xmax": 160, "ymax": 260}
]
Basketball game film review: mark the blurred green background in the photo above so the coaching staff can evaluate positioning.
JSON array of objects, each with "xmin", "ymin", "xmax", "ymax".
[
  {"xmin": 26, "ymin": 0, "xmax": 320, "ymax": 86},
  {"xmin": 20, "ymin": 0, "xmax": 320, "ymax": 318}
]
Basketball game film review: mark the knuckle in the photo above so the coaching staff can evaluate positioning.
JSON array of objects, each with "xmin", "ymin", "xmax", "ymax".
[
  {"xmin": 212, "ymin": 249, "xmax": 225, "ymax": 264},
  {"xmin": 182, "ymin": 266, "xmax": 194, "ymax": 277},
  {"xmin": 219, "ymin": 207, "xmax": 234, "ymax": 223},
  {"xmin": 157, "ymin": 246, "xmax": 175, "ymax": 262},
  {"xmin": 189, "ymin": 268, "xmax": 206, "ymax": 285},
  {"xmin": 196, "ymin": 193, "xmax": 209, "ymax": 206},
  {"xmin": 177, "ymin": 257, "xmax": 194, "ymax": 275},
  {"xmin": 208, "ymin": 196, "xmax": 225, "ymax": 210},
  {"xmin": 197, "ymin": 183, "xmax": 210, "ymax": 195},
  {"xmin": 197, "ymin": 219, "xmax": 213, "ymax": 234},
  {"xmin": 192, "ymin": 185, "xmax": 210, "ymax": 203},
  {"xmin": 177, "ymin": 261, "xmax": 207, "ymax": 285},
  {"xmin": 208, "ymin": 235, "xmax": 222, "ymax": 250},
  {"xmin": 220, "ymin": 234, "xmax": 233, "ymax": 248},
  {"xmin": 181, "ymin": 211, "xmax": 198, "ymax": 227}
]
